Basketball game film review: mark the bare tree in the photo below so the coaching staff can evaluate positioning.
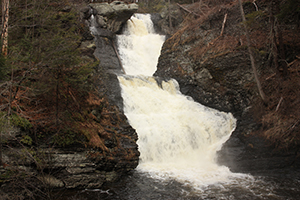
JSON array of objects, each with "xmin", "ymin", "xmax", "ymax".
[
  {"xmin": 270, "ymin": 0, "xmax": 288, "ymax": 77},
  {"xmin": 1, "ymin": 0, "xmax": 10, "ymax": 166},
  {"xmin": 1, "ymin": 0, "xmax": 9, "ymax": 56},
  {"xmin": 2, "ymin": 0, "xmax": 13, "ymax": 120},
  {"xmin": 238, "ymin": 0, "xmax": 267, "ymax": 103}
]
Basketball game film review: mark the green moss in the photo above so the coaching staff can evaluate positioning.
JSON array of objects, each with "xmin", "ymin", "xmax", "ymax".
[
  {"xmin": 52, "ymin": 129, "xmax": 80, "ymax": 147},
  {"xmin": 20, "ymin": 135, "xmax": 33, "ymax": 146},
  {"xmin": 11, "ymin": 114, "xmax": 32, "ymax": 131},
  {"xmin": 259, "ymin": 50, "xmax": 267, "ymax": 56}
]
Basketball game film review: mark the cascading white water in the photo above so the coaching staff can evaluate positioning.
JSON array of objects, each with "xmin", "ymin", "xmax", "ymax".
[
  {"xmin": 117, "ymin": 14, "xmax": 249, "ymax": 188},
  {"xmin": 117, "ymin": 14, "xmax": 165, "ymax": 76},
  {"xmin": 89, "ymin": 14, "xmax": 98, "ymax": 36}
]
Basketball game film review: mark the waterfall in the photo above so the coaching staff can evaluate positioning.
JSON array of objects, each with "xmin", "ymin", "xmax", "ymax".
[
  {"xmin": 117, "ymin": 14, "xmax": 165, "ymax": 76},
  {"xmin": 89, "ymin": 14, "xmax": 97, "ymax": 36},
  {"xmin": 117, "ymin": 14, "xmax": 246, "ymax": 188}
]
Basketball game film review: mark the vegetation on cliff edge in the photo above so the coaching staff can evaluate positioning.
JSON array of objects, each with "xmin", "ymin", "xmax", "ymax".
[
  {"xmin": 163, "ymin": 0, "xmax": 300, "ymax": 149},
  {"xmin": 0, "ymin": 0, "xmax": 140, "ymax": 198}
]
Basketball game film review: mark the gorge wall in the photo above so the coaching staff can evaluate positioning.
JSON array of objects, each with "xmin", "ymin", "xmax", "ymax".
[
  {"xmin": 153, "ymin": 1, "xmax": 300, "ymax": 175},
  {"xmin": 82, "ymin": 0, "xmax": 300, "ymax": 176}
]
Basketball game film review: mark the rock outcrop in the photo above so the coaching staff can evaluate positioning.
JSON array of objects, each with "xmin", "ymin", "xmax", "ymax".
[
  {"xmin": 51, "ymin": 1, "xmax": 140, "ymax": 189},
  {"xmin": 82, "ymin": 1, "xmax": 138, "ymax": 109},
  {"xmin": 153, "ymin": 2, "xmax": 300, "ymax": 174},
  {"xmin": 89, "ymin": 1, "xmax": 138, "ymax": 34},
  {"xmin": 1, "ymin": 121, "xmax": 139, "ymax": 190}
]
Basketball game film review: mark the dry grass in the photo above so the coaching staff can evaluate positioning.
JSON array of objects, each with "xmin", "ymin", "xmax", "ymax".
[
  {"xmin": 262, "ymin": 112, "xmax": 300, "ymax": 148},
  {"xmin": 166, "ymin": 0, "xmax": 244, "ymax": 62},
  {"xmin": 258, "ymin": 57, "xmax": 300, "ymax": 149},
  {"xmin": 189, "ymin": 35, "xmax": 239, "ymax": 61}
]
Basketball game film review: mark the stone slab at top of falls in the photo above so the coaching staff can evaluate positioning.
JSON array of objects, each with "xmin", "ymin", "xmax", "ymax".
[{"xmin": 88, "ymin": 1, "xmax": 138, "ymax": 33}]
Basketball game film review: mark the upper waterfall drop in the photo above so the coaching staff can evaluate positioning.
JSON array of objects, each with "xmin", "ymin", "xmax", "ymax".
[
  {"xmin": 117, "ymin": 14, "xmax": 165, "ymax": 76},
  {"xmin": 117, "ymin": 14, "xmax": 248, "ymax": 188}
]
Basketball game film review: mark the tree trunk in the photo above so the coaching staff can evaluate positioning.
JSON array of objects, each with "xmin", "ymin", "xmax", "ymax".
[
  {"xmin": 238, "ymin": 0, "xmax": 267, "ymax": 103},
  {"xmin": 272, "ymin": 0, "xmax": 288, "ymax": 77},
  {"xmin": 270, "ymin": 6, "xmax": 280, "ymax": 76},
  {"xmin": 1, "ymin": 0, "xmax": 9, "ymax": 56},
  {"xmin": 277, "ymin": 24, "xmax": 288, "ymax": 77},
  {"xmin": 56, "ymin": 74, "xmax": 59, "ymax": 127},
  {"xmin": 0, "ymin": 0, "xmax": 10, "ymax": 166},
  {"xmin": 0, "ymin": 127, "xmax": 1, "ymax": 165},
  {"xmin": 7, "ymin": 66, "xmax": 13, "ymax": 119}
]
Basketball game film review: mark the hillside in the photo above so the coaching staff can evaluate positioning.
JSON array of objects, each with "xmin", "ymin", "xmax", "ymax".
[
  {"xmin": 0, "ymin": 0, "xmax": 139, "ymax": 198},
  {"xmin": 154, "ymin": 0, "xmax": 300, "ymax": 172}
]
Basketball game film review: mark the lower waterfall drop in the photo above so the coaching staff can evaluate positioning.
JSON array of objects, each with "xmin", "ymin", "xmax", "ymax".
[{"xmin": 117, "ymin": 14, "xmax": 249, "ymax": 188}]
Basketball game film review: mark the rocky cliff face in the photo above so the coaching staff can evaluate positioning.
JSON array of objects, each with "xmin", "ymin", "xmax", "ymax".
[
  {"xmin": 82, "ymin": 1, "xmax": 138, "ymax": 109},
  {"xmin": 54, "ymin": 1, "xmax": 140, "ymax": 188},
  {"xmin": 153, "ymin": 2, "xmax": 300, "ymax": 174},
  {"xmin": 49, "ymin": 1, "xmax": 140, "ymax": 189},
  {"xmin": 0, "ymin": 2, "xmax": 139, "ymax": 194}
]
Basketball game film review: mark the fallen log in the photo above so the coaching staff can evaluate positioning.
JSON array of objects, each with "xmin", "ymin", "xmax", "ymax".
[{"xmin": 176, "ymin": 3, "xmax": 200, "ymax": 17}]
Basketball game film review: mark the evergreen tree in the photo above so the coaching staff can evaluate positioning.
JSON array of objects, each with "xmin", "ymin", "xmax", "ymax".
[{"xmin": 3, "ymin": 0, "xmax": 96, "ymax": 138}]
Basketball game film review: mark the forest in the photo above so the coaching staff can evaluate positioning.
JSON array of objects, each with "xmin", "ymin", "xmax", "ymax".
[{"xmin": 0, "ymin": 0, "xmax": 102, "ymax": 158}]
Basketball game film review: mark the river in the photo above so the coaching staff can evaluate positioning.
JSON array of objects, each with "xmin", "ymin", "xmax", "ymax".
[{"xmin": 57, "ymin": 14, "xmax": 300, "ymax": 200}]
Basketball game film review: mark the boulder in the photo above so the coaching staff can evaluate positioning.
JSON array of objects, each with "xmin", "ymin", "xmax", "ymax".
[{"xmin": 89, "ymin": 1, "xmax": 138, "ymax": 33}]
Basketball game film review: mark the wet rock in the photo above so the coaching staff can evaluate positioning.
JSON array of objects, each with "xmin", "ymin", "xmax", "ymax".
[
  {"xmin": 80, "ymin": 40, "xmax": 96, "ymax": 50},
  {"xmin": 81, "ymin": 2, "xmax": 138, "ymax": 110},
  {"xmin": 193, "ymin": 68, "xmax": 213, "ymax": 82},
  {"xmin": 38, "ymin": 175, "xmax": 64, "ymax": 188},
  {"xmin": 66, "ymin": 167, "xmax": 96, "ymax": 174},
  {"xmin": 63, "ymin": 173, "xmax": 105, "ymax": 189},
  {"xmin": 150, "ymin": 13, "xmax": 163, "ymax": 34},
  {"xmin": 91, "ymin": 3, "xmax": 115, "ymax": 16}
]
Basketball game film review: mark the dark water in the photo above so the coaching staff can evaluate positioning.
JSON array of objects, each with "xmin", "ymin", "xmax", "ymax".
[{"xmin": 55, "ymin": 170, "xmax": 300, "ymax": 200}]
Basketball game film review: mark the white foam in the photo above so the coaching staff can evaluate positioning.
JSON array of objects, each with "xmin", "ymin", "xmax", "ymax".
[{"xmin": 117, "ymin": 14, "xmax": 251, "ymax": 189}]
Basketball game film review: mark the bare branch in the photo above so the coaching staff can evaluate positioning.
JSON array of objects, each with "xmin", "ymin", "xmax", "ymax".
[
  {"xmin": 253, "ymin": 0, "xmax": 258, "ymax": 11},
  {"xmin": 220, "ymin": 13, "xmax": 228, "ymax": 36},
  {"xmin": 275, "ymin": 97, "xmax": 283, "ymax": 112},
  {"xmin": 177, "ymin": 3, "xmax": 201, "ymax": 17},
  {"xmin": 238, "ymin": 0, "xmax": 267, "ymax": 103}
]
